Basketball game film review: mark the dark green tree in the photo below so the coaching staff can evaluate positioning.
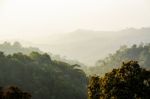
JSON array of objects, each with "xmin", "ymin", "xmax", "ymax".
[
  {"xmin": 0, "ymin": 51, "xmax": 87, "ymax": 99},
  {"xmin": 0, "ymin": 86, "xmax": 31, "ymax": 99}
]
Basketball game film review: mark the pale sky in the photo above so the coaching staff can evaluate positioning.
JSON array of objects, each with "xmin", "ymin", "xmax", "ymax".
[{"xmin": 0, "ymin": 0, "xmax": 150, "ymax": 43}]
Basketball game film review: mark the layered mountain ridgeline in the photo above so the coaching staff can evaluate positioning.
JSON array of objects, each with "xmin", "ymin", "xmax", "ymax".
[
  {"xmin": 87, "ymin": 43, "xmax": 150, "ymax": 76},
  {"xmin": 0, "ymin": 41, "xmax": 85, "ymax": 67},
  {"xmin": 43, "ymin": 27, "xmax": 150, "ymax": 65},
  {"xmin": 88, "ymin": 61, "xmax": 150, "ymax": 99},
  {"xmin": 0, "ymin": 86, "xmax": 31, "ymax": 99},
  {"xmin": 0, "ymin": 51, "xmax": 87, "ymax": 99}
]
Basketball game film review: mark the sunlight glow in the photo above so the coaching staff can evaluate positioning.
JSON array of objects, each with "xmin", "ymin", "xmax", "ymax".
[{"xmin": 0, "ymin": 0, "xmax": 149, "ymax": 42}]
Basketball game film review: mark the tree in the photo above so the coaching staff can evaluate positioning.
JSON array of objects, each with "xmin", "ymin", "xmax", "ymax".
[
  {"xmin": 13, "ymin": 42, "xmax": 22, "ymax": 48},
  {"xmin": 88, "ymin": 61, "xmax": 150, "ymax": 99},
  {"xmin": 0, "ymin": 51, "xmax": 87, "ymax": 99},
  {"xmin": 0, "ymin": 86, "xmax": 31, "ymax": 99},
  {"xmin": 88, "ymin": 43, "xmax": 150, "ymax": 76}
]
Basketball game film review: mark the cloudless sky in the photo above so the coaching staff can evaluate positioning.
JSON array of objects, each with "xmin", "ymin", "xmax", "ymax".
[{"xmin": 0, "ymin": 0, "xmax": 150, "ymax": 43}]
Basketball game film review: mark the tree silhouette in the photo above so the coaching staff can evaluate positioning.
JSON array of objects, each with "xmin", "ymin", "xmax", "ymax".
[{"xmin": 0, "ymin": 86, "xmax": 31, "ymax": 99}]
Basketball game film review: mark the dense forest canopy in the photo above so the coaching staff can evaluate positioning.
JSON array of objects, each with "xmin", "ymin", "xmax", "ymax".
[
  {"xmin": 1, "ymin": 0, "xmax": 150, "ymax": 98},
  {"xmin": 0, "ymin": 41, "xmax": 85, "ymax": 67},
  {"xmin": 0, "ymin": 51, "xmax": 87, "ymax": 99},
  {"xmin": 88, "ymin": 61, "xmax": 150, "ymax": 99},
  {"xmin": 87, "ymin": 43, "xmax": 150, "ymax": 76},
  {"xmin": 0, "ymin": 41, "xmax": 150, "ymax": 99}
]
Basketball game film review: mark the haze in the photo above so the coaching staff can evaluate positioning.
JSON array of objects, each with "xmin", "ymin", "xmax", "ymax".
[{"xmin": 0, "ymin": 0, "xmax": 150, "ymax": 65}]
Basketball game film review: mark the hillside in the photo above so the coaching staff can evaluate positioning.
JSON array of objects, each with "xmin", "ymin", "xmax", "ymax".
[
  {"xmin": 39, "ymin": 27, "xmax": 150, "ymax": 66},
  {"xmin": 1, "ymin": 28, "xmax": 150, "ymax": 66},
  {"xmin": 0, "ymin": 41, "xmax": 42, "ymax": 55},
  {"xmin": 87, "ymin": 43, "xmax": 150, "ymax": 75},
  {"xmin": 0, "ymin": 51, "xmax": 87, "ymax": 99},
  {"xmin": 0, "ymin": 41, "xmax": 85, "ymax": 67}
]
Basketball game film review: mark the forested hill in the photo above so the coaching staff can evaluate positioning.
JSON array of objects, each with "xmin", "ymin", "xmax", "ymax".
[
  {"xmin": 0, "ymin": 41, "xmax": 85, "ymax": 66},
  {"xmin": 88, "ymin": 43, "xmax": 150, "ymax": 76},
  {"xmin": 0, "ymin": 41, "xmax": 42, "ymax": 55},
  {"xmin": 43, "ymin": 27, "xmax": 150, "ymax": 65},
  {"xmin": 0, "ymin": 51, "xmax": 87, "ymax": 99}
]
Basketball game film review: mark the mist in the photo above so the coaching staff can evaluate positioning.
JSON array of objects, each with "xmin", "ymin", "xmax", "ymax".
[
  {"xmin": 0, "ymin": 0, "xmax": 150, "ymax": 99},
  {"xmin": 0, "ymin": 0, "xmax": 150, "ymax": 65}
]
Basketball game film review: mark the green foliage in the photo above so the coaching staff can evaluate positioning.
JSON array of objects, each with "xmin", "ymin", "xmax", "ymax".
[
  {"xmin": 88, "ymin": 61, "xmax": 150, "ymax": 99},
  {"xmin": 0, "ymin": 51, "xmax": 87, "ymax": 99},
  {"xmin": 0, "ymin": 41, "xmax": 85, "ymax": 67},
  {"xmin": 88, "ymin": 43, "xmax": 150, "ymax": 75}
]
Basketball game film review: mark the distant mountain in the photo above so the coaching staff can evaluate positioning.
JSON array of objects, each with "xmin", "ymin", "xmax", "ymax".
[
  {"xmin": 1, "ymin": 27, "xmax": 150, "ymax": 66},
  {"xmin": 42, "ymin": 27, "xmax": 150, "ymax": 66}
]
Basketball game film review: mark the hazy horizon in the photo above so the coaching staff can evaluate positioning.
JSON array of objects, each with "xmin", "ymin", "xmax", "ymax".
[
  {"xmin": 1, "ymin": 27, "xmax": 150, "ymax": 66},
  {"xmin": 0, "ymin": 0, "xmax": 150, "ymax": 65},
  {"xmin": 0, "ymin": 0, "xmax": 150, "ymax": 41},
  {"xmin": 0, "ymin": 1, "xmax": 150, "ymax": 99}
]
